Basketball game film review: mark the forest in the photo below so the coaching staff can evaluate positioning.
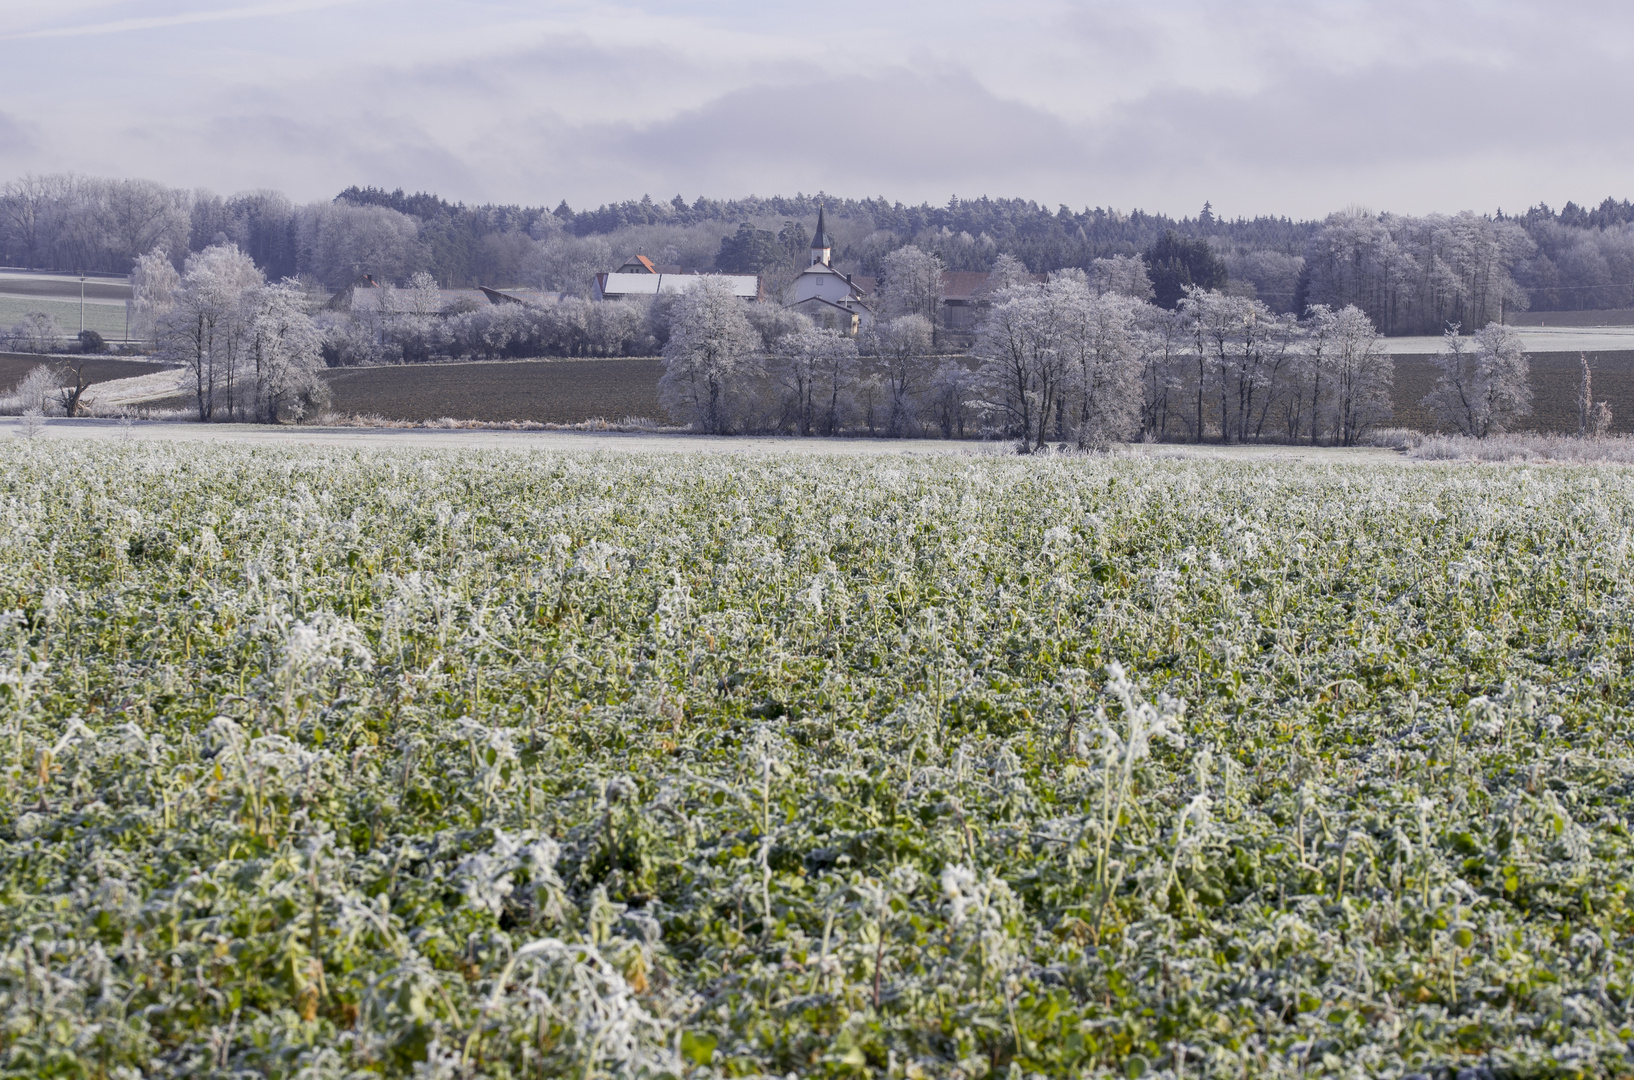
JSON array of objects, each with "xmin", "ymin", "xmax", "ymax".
[{"xmin": 3, "ymin": 175, "xmax": 1632, "ymax": 333}]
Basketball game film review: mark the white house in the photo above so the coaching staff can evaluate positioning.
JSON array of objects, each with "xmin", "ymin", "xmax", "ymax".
[{"xmin": 786, "ymin": 206, "xmax": 874, "ymax": 334}]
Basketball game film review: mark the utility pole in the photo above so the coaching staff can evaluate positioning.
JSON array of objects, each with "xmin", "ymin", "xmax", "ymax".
[{"xmin": 79, "ymin": 274, "xmax": 86, "ymax": 336}]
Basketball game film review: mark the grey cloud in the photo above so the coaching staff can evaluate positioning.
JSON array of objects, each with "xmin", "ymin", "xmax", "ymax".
[
  {"xmin": 524, "ymin": 69, "xmax": 1088, "ymax": 203},
  {"xmin": 0, "ymin": 112, "xmax": 41, "ymax": 169},
  {"xmin": 5, "ymin": 1, "xmax": 1634, "ymax": 216},
  {"xmin": 1083, "ymin": 48, "xmax": 1634, "ymax": 184}
]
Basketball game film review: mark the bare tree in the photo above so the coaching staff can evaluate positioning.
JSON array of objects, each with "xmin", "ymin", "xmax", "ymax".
[
  {"xmin": 770, "ymin": 328, "xmax": 856, "ymax": 436},
  {"xmin": 927, "ymin": 360, "xmax": 976, "ymax": 439},
  {"xmin": 57, "ymin": 358, "xmax": 91, "ymax": 417},
  {"xmin": 877, "ymin": 246, "xmax": 945, "ymax": 330},
  {"xmin": 0, "ymin": 174, "xmax": 61, "ymax": 269},
  {"xmin": 870, "ymin": 314, "xmax": 934, "ymax": 437},
  {"xmin": 975, "ymin": 283, "xmax": 1065, "ymax": 452},
  {"xmin": 523, "ymin": 236, "xmax": 613, "ymax": 299}
]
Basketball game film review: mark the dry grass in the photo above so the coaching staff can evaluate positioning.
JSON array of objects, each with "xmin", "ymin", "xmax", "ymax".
[
  {"xmin": 311, "ymin": 411, "xmax": 680, "ymax": 433},
  {"xmin": 1403, "ymin": 432, "xmax": 1634, "ymax": 463}
]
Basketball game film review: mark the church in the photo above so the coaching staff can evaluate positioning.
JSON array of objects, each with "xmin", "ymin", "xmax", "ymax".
[{"xmin": 785, "ymin": 206, "xmax": 875, "ymax": 334}]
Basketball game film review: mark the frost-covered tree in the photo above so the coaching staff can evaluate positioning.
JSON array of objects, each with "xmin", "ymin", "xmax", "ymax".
[
  {"xmin": 8, "ymin": 310, "xmax": 62, "ymax": 354},
  {"xmin": 1421, "ymin": 323, "xmax": 1532, "ymax": 437},
  {"xmin": 870, "ymin": 314, "xmax": 935, "ymax": 437},
  {"xmin": 405, "ymin": 271, "xmax": 443, "ymax": 317},
  {"xmin": 243, "ymin": 282, "xmax": 326, "ymax": 422},
  {"xmin": 1051, "ymin": 273, "xmax": 1144, "ymax": 447},
  {"xmin": 523, "ymin": 236, "xmax": 613, "ymax": 299},
  {"xmin": 1575, "ymin": 354, "xmax": 1611, "ymax": 437},
  {"xmin": 989, "ymin": 253, "xmax": 1034, "ymax": 293},
  {"xmin": 771, "ymin": 328, "xmax": 856, "ymax": 436},
  {"xmin": 298, "ymin": 201, "xmax": 422, "ymax": 287},
  {"xmin": 5, "ymin": 364, "xmax": 61, "ymax": 414},
  {"xmin": 98, "ymin": 178, "xmax": 191, "ymax": 268},
  {"xmin": 877, "ymin": 246, "xmax": 945, "ymax": 328},
  {"xmin": 976, "ymin": 282, "xmax": 1065, "ymax": 451},
  {"xmin": 128, "ymin": 247, "xmax": 181, "ymax": 345},
  {"xmin": 1301, "ymin": 210, "xmax": 1533, "ymax": 335},
  {"xmin": 1179, "ymin": 289, "xmax": 1298, "ymax": 444},
  {"xmin": 1089, "ymin": 255, "xmax": 1155, "ymax": 301},
  {"xmin": 745, "ymin": 305, "xmax": 810, "ymax": 351},
  {"xmin": 1137, "ymin": 304, "xmax": 1189, "ymax": 441},
  {"xmin": 1579, "ymin": 354, "xmax": 1593, "ymax": 436},
  {"xmin": 658, "ymin": 277, "xmax": 762, "ymax": 434},
  {"xmin": 1322, "ymin": 305, "xmax": 1391, "ymax": 445},
  {"xmin": 156, "ymin": 243, "xmax": 263, "ymax": 421}
]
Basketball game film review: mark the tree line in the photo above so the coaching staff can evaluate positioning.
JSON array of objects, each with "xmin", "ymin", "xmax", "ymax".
[
  {"xmin": 6, "ymin": 175, "xmax": 1633, "ymax": 321},
  {"xmin": 11, "ymin": 231, "xmax": 1541, "ymax": 439},
  {"xmin": 657, "ymin": 252, "xmax": 1537, "ymax": 447}
]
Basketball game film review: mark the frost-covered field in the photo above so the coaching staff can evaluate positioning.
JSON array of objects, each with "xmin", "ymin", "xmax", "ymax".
[{"xmin": 2, "ymin": 442, "xmax": 1633, "ymax": 1079}]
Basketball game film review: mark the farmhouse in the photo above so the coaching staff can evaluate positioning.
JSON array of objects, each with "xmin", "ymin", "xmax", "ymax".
[
  {"xmin": 612, "ymin": 255, "xmax": 686, "ymax": 275},
  {"xmin": 786, "ymin": 205, "xmax": 875, "ymax": 334},
  {"xmin": 936, "ymin": 268, "xmax": 1048, "ymax": 339}
]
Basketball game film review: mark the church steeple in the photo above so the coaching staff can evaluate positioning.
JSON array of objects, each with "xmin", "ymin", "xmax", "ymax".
[{"xmin": 810, "ymin": 204, "xmax": 833, "ymax": 267}]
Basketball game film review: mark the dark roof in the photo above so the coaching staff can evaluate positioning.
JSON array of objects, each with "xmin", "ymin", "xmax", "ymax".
[
  {"xmin": 788, "ymin": 294, "xmax": 874, "ymax": 315},
  {"xmin": 938, "ymin": 270, "xmax": 1048, "ymax": 302},
  {"xmin": 810, "ymin": 204, "xmax": 833, "ymax": 249}
]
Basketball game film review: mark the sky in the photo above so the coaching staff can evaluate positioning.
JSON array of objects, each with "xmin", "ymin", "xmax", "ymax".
[{"xmin": 1, "ymin": 0, "xmax": 1631, "ymax": 220}]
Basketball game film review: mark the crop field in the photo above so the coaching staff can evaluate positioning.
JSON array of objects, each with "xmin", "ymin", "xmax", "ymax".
[
  {"xmin": 0, "ymin": 296, "xmax": 131, "ymax": 341},
  {"xmin": 1503, "ymin": 311, "xmax": 1634, "ymax": 329},
  {"xmin": 131, "ymin": 349, "xmax": 1634, "ymax": 436},
  {"xmin": 2, "ymin": 442, "xmax": 1633, "ymax": 1079},
  {"xmin": 0, "ymin": 274, "xmax": 131, "ymax": 304},
  {"xmin": 322, "ymin": 360, "xmax": 666, "ymax": 426},
  {"xmin": 213, "ymin": 352, "xmax": 1634, "ymax": 436},
  {"xmin": 0, "ymin": 354, "xmax": 168, "ymax": 393},
  {"xmin": 1375, "ymin": 352, "xmax": 1634, "ymax": 437}
]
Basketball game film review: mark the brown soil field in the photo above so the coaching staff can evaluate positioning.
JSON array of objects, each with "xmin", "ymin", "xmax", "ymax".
[
  {"xmin": 132, "ymin": 350, "xmax": 1634, "ymax": 437},
  {"xmin": 0, "ymin": 276, "xmax": 131, "ymax": 302},
  {"xmin": 320, "ymin": 359, "xmax": 666, "ymax": 424},
  {"xmin": 0, "ymin": 353, "xmax": 169, "ymax": 391},
  {"xmin": 1500, "ymin": 308, "xmax": 1634, "ymax": 328},
  {"xmin": 1393, "ymin": 351, "xmax": 1634, "ymax": 434}
]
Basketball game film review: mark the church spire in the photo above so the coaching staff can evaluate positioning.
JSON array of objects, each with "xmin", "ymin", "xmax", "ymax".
[{"xmin": 810, "ymin": 204, "xmax": 833, "ymax": 267}]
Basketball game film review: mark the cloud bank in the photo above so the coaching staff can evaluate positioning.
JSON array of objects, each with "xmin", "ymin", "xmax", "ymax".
[{"xmin": 1, "ymin": 0, "xmax": 1631, "ymax": 217}]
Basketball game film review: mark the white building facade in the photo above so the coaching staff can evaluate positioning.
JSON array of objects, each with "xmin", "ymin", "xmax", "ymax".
[{"xmin": 785, "ymin": 206, "xmax": 874, "ymax": 334}]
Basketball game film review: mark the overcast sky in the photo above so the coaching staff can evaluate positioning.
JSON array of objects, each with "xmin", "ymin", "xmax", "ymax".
[{"xmin": 1, "ymin": 0, "xmax": 1630, "ymax": 219}]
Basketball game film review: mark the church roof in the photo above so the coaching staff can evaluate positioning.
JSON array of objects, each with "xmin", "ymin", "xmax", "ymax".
[{"xmin": 810, "ymin": 205, "xmax": 833, "ymax": 249}]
